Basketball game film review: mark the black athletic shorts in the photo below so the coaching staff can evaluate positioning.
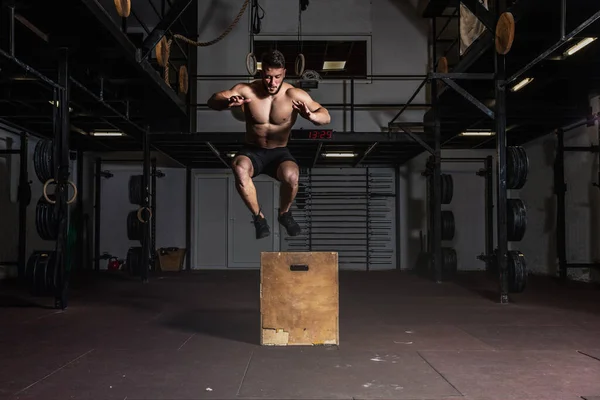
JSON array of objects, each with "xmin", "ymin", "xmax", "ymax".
[{"xmin": 234, "ymin": 144, "xmax": 298, "ymax": 179}]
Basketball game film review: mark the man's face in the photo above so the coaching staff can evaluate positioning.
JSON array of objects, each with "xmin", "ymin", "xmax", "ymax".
[{"xmin": 261, "ymin": 67, "xmax": 285, "ymax": 95}]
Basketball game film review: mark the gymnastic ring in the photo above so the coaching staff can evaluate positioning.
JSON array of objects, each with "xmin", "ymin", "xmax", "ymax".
[
  {"xmin": 295, "ymin": 53, "xmax": 305, "ymax": 76},
  {"xmin": 137, "ymin": 207, "xmax": 152, "ymax": 223},
  {"xmin": 114, "ymin": 0, "xmax": 131, "ymax": 17},
  {"xmin": 43, "ymin": 179, "xmax": 78, "ymax": 204},
  {"xmin": 246, "ymin": 52, "xmax": 257, "ymax": 75}
]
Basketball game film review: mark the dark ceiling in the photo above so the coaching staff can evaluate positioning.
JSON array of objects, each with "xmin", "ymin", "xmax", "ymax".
[{"xmin": 1, "ymin": 0, "xmax": 600, "ymax": 169}]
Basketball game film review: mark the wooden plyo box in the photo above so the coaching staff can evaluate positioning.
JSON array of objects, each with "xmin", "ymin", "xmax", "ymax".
[{"xmin": 260, "ymin": 251, "xmax": 339, "ymax": 346}]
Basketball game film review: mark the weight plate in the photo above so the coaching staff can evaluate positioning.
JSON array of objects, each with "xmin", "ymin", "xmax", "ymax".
[
  {"xmin": 507, "ymin": 146, "xmax": 528, "ymax": 189},
  {"xmin": 508, "ymin": 198, "xmax": 527, "ymax": 241},
  {"xmin": 442, "ymin": 247, "xmax": 457, "ymax": 280},
  {"xmin": 441, "ymin": 210, "xmax": 455, "ymax": 241},
  {"xmin": 127, "ymin": 210, "xmax": 141, "ymax": 241},
  {"xmin": 508, "ymin": 250, "xmax": 527, "ymax": 293},
  {"xmin": 129, "ymin": 175, "xmax": 143, "ymax": 205},
  {"xmin": 441, "ymin": 174, "xmax": 453, "ymax": 204}
]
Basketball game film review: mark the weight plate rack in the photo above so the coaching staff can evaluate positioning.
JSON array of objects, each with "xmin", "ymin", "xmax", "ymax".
[{"xmin": 505, "ymin": 146, "xmax": 529, "ymax": 293}]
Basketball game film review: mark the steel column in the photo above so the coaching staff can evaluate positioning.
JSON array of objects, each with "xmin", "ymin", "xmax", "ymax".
[
  {"xmin": 141, "ymin": 129, "xmax": 151, "ymax": 282},
  {"xmin": 17, "ymin": 132, "xmax": 28, "ymax": 280},
  {"xmin": 151, "ymin": 158, "xmax": 157, "ymax": 271},
  {"xmin": 94, "ymin": 158, "xmax": 101, "ymax": 272},
  {"xmin": 554, "ymin": 128, "xmax": 567, "ymax": 280},
  {"xmin": 495, "ymin": 0, "xmax": 509, "ymax": 304},
  {"xmin": 77, "ymin": 149, "xmax": 84, "ymax": 271},
  {"xmin": 432, "ymin": 17, "xmax": 443, "ymax": 283},
  {"xmin": 185, "ymin": 166, "xmax": 191, "ymax": 271},
  {"xmin": 54, "ymin": 48, "xmax": 71, "ymax": 309},
  {"xmin": 9, "ymin": 5, "xmax": 15, "ymax": 56},
  {"xmin": 485, "ymin": 156, "xmax": 494, "ymax": 273}
]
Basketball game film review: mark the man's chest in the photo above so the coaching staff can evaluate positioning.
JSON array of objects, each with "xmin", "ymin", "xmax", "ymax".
[{"xmin": 246, "ymin": 97, "xmax": 294, "ymax": 124}]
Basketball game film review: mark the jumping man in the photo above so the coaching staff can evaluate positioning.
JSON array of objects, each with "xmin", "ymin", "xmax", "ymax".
[{"xmin": 207, "ymin": 50, "xmax": 331, "ymax": 239}]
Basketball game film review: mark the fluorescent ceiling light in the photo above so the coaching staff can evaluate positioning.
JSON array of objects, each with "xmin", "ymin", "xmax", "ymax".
[
  {"xmin": 510, "ymin": 77, "xmax": 534, "ymax": 92},
  {"xmin": 460, "ymin": 130, "xmax": 495, "ymax": 136},
  {"xmin": 226, "ymin": 152, "xmax": 236, "ymax": 158},
  {"xmin": 48, "ymin": 100, "xmax": 73, "ymax": 112},
  {"xmin": 322, "ymin": 61, "xmax": 346, "ymax": 70},
  {"xmin": 322, "ymin": 152, "xmax": 357, "ymax": 158},
  {"xmin": 92, "ymin": 130, "xmax": 124, "ymax": 137},
  {"xmin": 564, "ymin": 37, "xmax": 597, "ymax": 56}
]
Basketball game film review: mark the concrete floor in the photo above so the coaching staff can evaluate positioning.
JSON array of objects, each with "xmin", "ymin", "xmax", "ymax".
[{"xmin": 1, "ymin": 269, "xmax": 600, "ymax": 400}]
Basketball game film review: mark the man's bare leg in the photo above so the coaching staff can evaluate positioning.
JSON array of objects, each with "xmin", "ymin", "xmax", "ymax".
[
  {"xmin": 232, "ymin": 155, "xmax": 270, "ymax": 238},
  {"xmin": 276, "ymin": 161, "xmax": 302, "ymax": 236},
  {"xmin": 276, "ymin": 161, "xmax": 299, "ymax": 214},
  {"xmin": 232, "ymin": 156, "xmax": 262, "ymax": 217}
]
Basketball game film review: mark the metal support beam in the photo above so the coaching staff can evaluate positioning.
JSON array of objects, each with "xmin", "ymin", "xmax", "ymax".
[
  {"xmin": 151, "ymin": 158, "xmax": 157, "ymax": 271},
  {"xmin": 185, "ymin": 166, "xmax": 191, "ymax": 271},
  {"xmin": 398, "ymin": 126, "xmax": 435, "ymax": 155},
  {"xmin": 141, "ymin": 128, "xmax": 151, "ymax": 283},
  {"xmin": 505, "ymin": 9, "xmax": 600, "ymax": 87},
  {"xmin": 389, "ymin": 78, "xmax": 428, "ymax": 125},
  {"xmin": 354, "ymin": 142, "xmax": 378, "ymax": 166},
  {"xmin": 17, "ymin": 132, "xmax": 28, "ymax": 280},
  {"xmin": 431, "ymin": 17, "xmax": 443, "ymax": 284},
  {"xmin": 149, "ymin": 132, "xmax": 420, "ymax": 143},
  {"xmin": 430, "ymin": 72, "xmax": 495, "ymax": 80},
  {"xmin": 54, "ymin": 48, "xmax": 71, "ymax": 309},
  {"xmin": 554, "ymin": 128, "xmax": 567, "ymax": 280},
  {"xmin": 485, "ymin": 156, "xmax": 494, "ymax": 273},
  {"xmin": 94, "ymin": 158, "xmax": 102, "ymax": 272},
  {"xmin": 205, "ymin": 142, "xmax": 231, "ymax": 168},
  {"xmin": 0, "ymin": 48, "xmax": 63, "ymax": 90},
  {"xmin": 9, "ymin": 5, "xmax": 15, "ymax": 56},
  {"xmin": 495, "ymin": 0, "xmax": 509, "ymax": 304},
  {"xmin": 441, "ymin": 78, "xmax": 495, "ymax": 119},
  {"xmin": 312, "ymin": 142, "xmax": 323, "ymax": 168}
]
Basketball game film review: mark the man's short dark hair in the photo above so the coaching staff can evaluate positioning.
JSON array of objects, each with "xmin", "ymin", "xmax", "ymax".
[{"xmin": 261, "ymin": 49, "xmax": 286, "ymax": 69}]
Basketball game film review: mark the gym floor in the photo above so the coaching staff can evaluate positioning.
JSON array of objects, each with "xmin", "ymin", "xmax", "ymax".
[{"xmin": 1, "ymin": 270, "xmax": 600, "ymax": 400}]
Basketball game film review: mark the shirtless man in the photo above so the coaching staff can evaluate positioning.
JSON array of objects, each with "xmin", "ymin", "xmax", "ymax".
[{"xmin": 207, "ymin": 50, "xmax": 331, "ymax": 239}]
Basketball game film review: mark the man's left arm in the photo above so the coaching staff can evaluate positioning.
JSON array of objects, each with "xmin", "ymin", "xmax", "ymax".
[{"xmin": 290, "ymin": 89, "xmax": 331, "ymax": 126}]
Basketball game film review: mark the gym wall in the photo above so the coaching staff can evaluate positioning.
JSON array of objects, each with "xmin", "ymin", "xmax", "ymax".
[
  {"xmin": 191, "ymin": 167, "xmax": 397, "ymax": 271},
  {"xmin": 194, "ymin": 0, "xmax": 429, "ymax": 132},
  {"xmin": 0, "ymin": 126, "xmax": 79, "ymax": 279},
  {"xmin": 404, "ymin": 149, "xmax": 496, "ymax": 273}
]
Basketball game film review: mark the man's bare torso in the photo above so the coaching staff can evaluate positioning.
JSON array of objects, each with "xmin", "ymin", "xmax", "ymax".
[{"xmin": 238, "ymin": 81, "xmax": 298, "ymax": 148}]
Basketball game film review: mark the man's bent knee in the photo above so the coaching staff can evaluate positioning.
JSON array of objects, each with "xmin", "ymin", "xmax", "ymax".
[
  {"xmin": 278, "ymin": 162, "xmax": 299, "ymax": 186},
  {"xmin": 232, "ymin": 158, "xmax": 254, "ymax": 185}
]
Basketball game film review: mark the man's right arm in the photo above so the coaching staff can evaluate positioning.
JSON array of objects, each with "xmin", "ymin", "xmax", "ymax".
[{"xmin": 207, "ymin": 83, "xmax": 247, "ymax": 111}]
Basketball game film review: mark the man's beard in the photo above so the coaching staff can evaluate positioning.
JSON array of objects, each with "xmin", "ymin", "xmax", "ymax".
[{"xmin": 263, "ymin": 80, "xmax": 283, "ymax": 95}]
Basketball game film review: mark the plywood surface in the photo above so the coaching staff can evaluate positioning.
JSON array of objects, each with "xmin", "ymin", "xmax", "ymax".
[{"xmin": 260, "ymin": 252, "xmax": 339, "ymax": 346}]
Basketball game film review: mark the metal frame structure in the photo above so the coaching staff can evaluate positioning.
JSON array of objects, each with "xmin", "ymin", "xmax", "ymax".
[
  {"xmin": 554, "ymin": 113, "xmax": 600, "ymax": 280},
  {"xmin": 0, "ymin": 131, "xmax": 29, "ymax": 276},
  {"xmin": 417, "ymin": 0, "xmax": 600, "ymax": 302}
]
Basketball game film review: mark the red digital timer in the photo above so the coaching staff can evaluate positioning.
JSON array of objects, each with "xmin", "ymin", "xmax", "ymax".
[{"xmin": 308, "ymin": 130, "xmax": 333, "ymax": 139}]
